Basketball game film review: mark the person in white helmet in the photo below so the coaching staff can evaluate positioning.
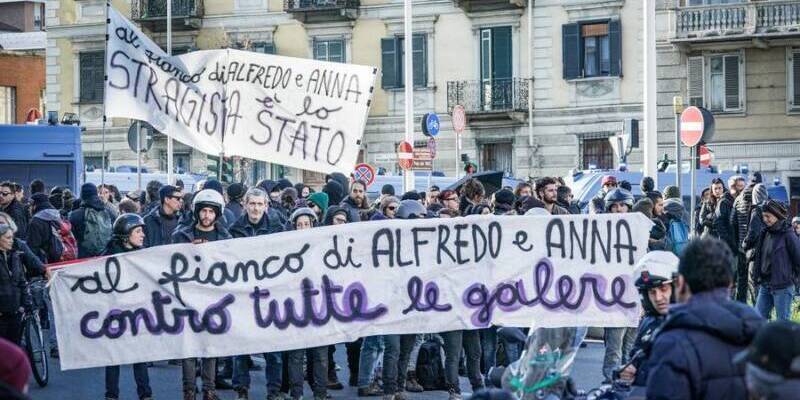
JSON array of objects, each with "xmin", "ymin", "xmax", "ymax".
[{"xmin": 172, "ymin": 189, "xmax": 232, "ymax": 400}]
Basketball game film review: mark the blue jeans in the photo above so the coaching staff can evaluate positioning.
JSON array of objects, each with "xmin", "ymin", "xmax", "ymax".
[
  {"xmin": 756, "ymin": 285, "xmax": 795, "ymax": 321},
  {"xmin": 479, "ymin": 328, "xmax": 497, "ymax": 374},
  {"xmin": 105, "ymin": 363, "xmax": 151, "ymax": 399},
  {"xmin": 232, "ymin": 352, "xmax": 282, "ymax": 394},
  {"xmin": 357, "ymin": 336, "xmax": 384, "ymax": 387},
  {"xmin": 382, "ymin": 334, "xmax": 416, "ymax": 394}
]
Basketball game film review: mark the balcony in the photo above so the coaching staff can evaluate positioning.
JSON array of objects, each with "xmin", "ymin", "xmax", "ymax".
[
  {"xmin": 283, "ymin": 0, "xmax": 359, "ymax": 23},
  {"xmin": 673, "ymin": 1, "xmax": 800, "ymax": 45},
  {"xmin": 131, "ymin": 0, "xmax": 203, "ymax": 32},
  {"xmin": 446, "ymin": 78, "xmax": 529, "ymax": 122},
  {"xmin": 453, "ymin": 0, "xmax": 526, "ymax": 13}
]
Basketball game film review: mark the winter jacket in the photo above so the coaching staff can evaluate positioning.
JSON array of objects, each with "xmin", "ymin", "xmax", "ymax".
[
  {"xmin": 1, "ymin": 198, "xmax": 28, "ymax": 240},
  {"xmin": 12, "ymin": 239, "xmax": 44, "ymax": 279},
  {"xmin": 26, "ymin": 208, "xmax": 63, "ymax": 263},
  {"xmin": 171, "ymin": 222, "xmax": 232, "ymax": 244},
  {"xmin": 229, "ymin": 210, "xmax": 285, "ymax": 239},
  {"xmin": 644, "ymin": 288, "xmax": 764, "ymax": 400},
  {"xmin": 697, "ymin": 200, "xmax": 717, "ymax": 237},
  {"xmin": 225, "ymin": 201, "xmax": 244, "ymax": 222},
  {"xmin": 742, "ymin": 206, "xmax": 765, "ymax": 253},
  {"xmin": 731, "ymin": 186, "xmax": 754, "ymax": 253},
  {"xmin": 714, "ymin": 192, "xmax": 737, "ymax": 253},
  {"xmin": 68, "ymin": 198, "xmax": 117, "ymax": 258},
  {"xmin": 751, "ymin": 221, "xmax": 800, "ymax": 289},
  {"xmin": 322, "ymin": 205, "xmax": 353, "ymax": 226},
  {"xmin": 142, "ymin": 207, "xmax": 181, "ymax": 248},
  {"xmin": 339, "ymin": 196, "xmax": 364, "ymax": 223},
  {"xmin": 630, "ymin": 314, "xmax": 666, "ymax": 387},
  {"xmin": 0, "ymin": 246, "xmax": 31, "ymax": 314},
  {"xmin": 101, "ymin": 239, "xmax": 136, "ymax": 257}
]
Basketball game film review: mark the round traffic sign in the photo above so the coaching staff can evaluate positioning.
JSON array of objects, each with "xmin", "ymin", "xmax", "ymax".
[
  {"xmin": 427, "ymin": 137, "xmax": 437, "ymax": 159},
  {"xmin": 452, "ymin": 105, "xmax": 466, "ymax": 134},
  {"xmin": 397, "ymin": 141, "xmax": 413, "ymax": 170},
  {"xmin": 425, "ymin": 113, "xmax": 440, "ymax": 137},
  {"xmin": 680, "ymin": 106, "xmax": 715, "ymax": 147},
  {"xmin": 127, "ymin": 121, "xmax": 154, "ymax": 152},
  {"xmin": 699, "ymin": 145, "xmax": 714, "ymax": 168},
  {"xmin": 353, "ymin": 163, "xmax": 376, "ymax": 187}
]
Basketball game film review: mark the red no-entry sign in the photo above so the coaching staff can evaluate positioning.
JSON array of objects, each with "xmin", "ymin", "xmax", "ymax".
[
  {"xmin": 397, "ymin": 141, "xmax": 413, "ymax": 170},
  {"xmin": 680, "ymin": 106, "xmax": 707, "ymax": 147}
]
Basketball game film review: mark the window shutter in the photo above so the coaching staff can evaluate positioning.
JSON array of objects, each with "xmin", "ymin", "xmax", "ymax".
[
  {"xmin": 687, "ymin": 56, "xmax": 704, "ymax": 107},
  {"xmin": 608, "ymin": 20, "xmax": 622, "ymax": 77},
  {"xmin": 491, "ymin": 26, "xmax": 512, "ymax": 80},
  {"xmin": 80, "ymin": 52, "xmax": 104, "ymax": 103},
  {"xmin": 562, "ymin": 23, "xmax": 581, "ymax": 79},
  {"xmin": 381, "ymin": 38, "xmax": 398, "ymax": 89},
  {"xmin": 79, "ymin": 53, "xmax": 93, "ymax": 102},
  {"xmin": 793, "ymin": 51, "xmax": 800, "ymax": 107},
  {"xmin": 94, "ymin": 52, "xmax": 105, "ymax": 102},
  {"xmin": 724, "ymin": 54, "xmax": 741, "ymax": 110},
  {"xmin": 412, "ymin": 34, "xmax": 427, "ymax": 87},
  {"xmin": 329, "ymin": 40, "xmax": 344, "ymax": 63}
]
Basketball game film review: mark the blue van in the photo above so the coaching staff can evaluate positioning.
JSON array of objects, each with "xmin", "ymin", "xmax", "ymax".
[{"xmin": 0, "ymin": 124, "xmax": 83, "ymax": 192}]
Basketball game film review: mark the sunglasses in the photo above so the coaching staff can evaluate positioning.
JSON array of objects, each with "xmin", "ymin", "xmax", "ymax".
[
  {"xmin": 168, "ymin": 195, "xmax": 184, "ymax": 201},
  {"xmin": 386, "ymin": 206, "xmax": 397, "ymax": 211},
  {"xmin": 0, "ymin": 192, "xmax": 12, "ymax": 197},
  {"xmin": 444, "ymin": 197, "xmax": 458, "ymax": 202}
]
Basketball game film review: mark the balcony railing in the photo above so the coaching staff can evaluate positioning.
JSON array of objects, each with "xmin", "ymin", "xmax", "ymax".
[
  {"xmin": 132, "ymin": 0, "xmax": 203, "ymax": 20},
  {"xmin": 284, "ymin": 0, "xmax": 359, "ymax": 12},
  {"xmin": 675, "ymin": 1, "xmax": 800, "ymax": 41},
  {"xmin": 453, "ymin": 0, "xmax": 526, "ymax": 13},
  {"xmin": 447, "ymin": 79, "xmax": 529, "ymax": 115}
]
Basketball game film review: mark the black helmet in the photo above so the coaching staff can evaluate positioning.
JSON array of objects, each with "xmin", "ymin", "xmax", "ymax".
[
  {"xmin": 604, "ymin": 188, "xmax": 634, "ymax": 212},
  {"xmin": 396, "ymin": 200, "xmax": 427, "ymax": 220},
  {"xmin": 633, "ymin": 251, "xmax": 679, "ymax": 315},
  {"xmin": 113, "ymin": 213, "xmax": 145, "ymax": 240}
]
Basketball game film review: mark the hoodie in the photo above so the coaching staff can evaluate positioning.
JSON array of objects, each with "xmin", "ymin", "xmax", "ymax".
[
  {"xmin": 743, "ymin": 184, "xmax": 769, "ymax": 252},
  {"xmin": 26, "ymin": 208, "xmax": 63, "ymax": 263},
  {"xmin": 323, "ymin": 180, "xmax": 345, "ymax": 206},
  {"xmin": 326, "ymin": 172, "xmax": 350, "ymax": 195},
  {"xmin": 322, "ymin": 205, "xmax": 352, "ymax": 226},
  {"xmin": 645, "ymin": 288, "xmax": 764, "ymax": 400}
]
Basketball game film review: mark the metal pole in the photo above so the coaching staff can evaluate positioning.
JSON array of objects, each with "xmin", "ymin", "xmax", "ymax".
[
  {"xmin": 137, "ymin": 120, "xmax": 142, "ymax": 191},
  {"xmin": 643, "ymin": 0, "xmax": 658, "ymax": 188},
  {"xmin": 166, "ymin": 0, "xmax": 174, "ymax": 183},
  {"xmin": 101, "ymin": 1, "xmax": 108, "ymax": 185},
  {"xmin": 527, "ymin": 0, "xmax": 534, "ymax": 170},
  {"xmin": 402, "ymin": 0, "xmax": 414, "ymax": 193},
  {"xmin": 673, "ymin": 97, "xmax": 683, "ymax": 193},
  {"xmin": 689, "ymin": 145, "xmax": 697, "ymax": 236}
]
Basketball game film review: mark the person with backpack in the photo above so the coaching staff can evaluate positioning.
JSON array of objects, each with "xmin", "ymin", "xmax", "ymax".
[
  {"xmin": 25, "ymin": 193, "xmax": 70, "ymax": 264},
  {"xmin": 663, "ymin": 198, "xmax": 690, "ymax": 256},
  {"xmin": 172, "ymin": 189, "xmax": 232, "ymax": 400},
  {"xmin": 101, "ymin": 213, "xmax": 153, "ymax": 400},
  {"xmin": 69, "ymin": 183, "xmax": 117, "ymax": 259}
]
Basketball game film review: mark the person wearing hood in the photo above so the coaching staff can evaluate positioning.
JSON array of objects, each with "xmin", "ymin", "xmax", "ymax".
[
  {"xmin": 644, "ymin": 237, "xmax": 764, "ymax": 400},
  {"xmin": 339, "ymin": 180, "xmax": 367, "ymax": 222},
  {"xmin": 371, "ymin": 196, "xmax": 400, "ymax": 220},
  {"xmin": 281, "ymin": 187, "xmax": 299, "ymax": 215},
  {"xmin": 322, "ymin": 205, "xmax": 351, "ymax": 226},
  {"xmin": 492, "ymin": 189, "xmax": 516, "ymax": 215},
  {"xmin": 307, "ymin": 192, "xmax": 329, "ymax": 222},
  {"xmin": 69, "ymin": 183, "xmax": 117, "ymax": 258},
  {"xmin": 752, "ymin": 200, "xmax": 800, "ymax": 321},
  {"xmin": 326, "ymin": 172, "xmax": 351, "ymax": 195},
  {"xmin": 556, "ymin": 185, "xmax": 580, "ymax": 214},
  {"xmin": 294, "ymin": 183, "xmax": 310, "ymax": 199},
  {"xmin": 619, "ymin": 251, "xmax": 679, "ymax": 387},
  {"xmin": 0, "ymin": 182, "xmax": 28, "ymax": 240},
  {"xmin": 735, "ymin": 320, "xmax": 800, "ymax": 400},
  {"xmin": 101, "ymin": 214, "xmax": 154, "ymax": 400},
  {"xmin": 322, "ymin": 179, "xmax": 345, "ymax": 207},
  {"xmin": 25, "ymin": 193, "xmax": 65, "ymax": 263}
]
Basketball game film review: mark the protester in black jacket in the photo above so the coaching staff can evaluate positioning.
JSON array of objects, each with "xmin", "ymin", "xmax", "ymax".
[
  {"xmin": 101, "ymin": 213, "xmax": 153, "ymax": 400},
  {"xmin": 25, "ymin": 194, "xmax": 63, "ymax": 264},
  {"xmin": 69, "ymin": 183, "xmax": 117, "ymax": 258},
  {"xmin": 225, "ymin": 183, "xmax": 245, "ymax": 222},
  {"xmin": 142, "ymin": 185, "xmax": 183, "ymax": 248},
  {"xmin": 0, "ymin": 182, "xmax": 28, "ymax": 240},
  {"xmin": 752, "ymin": 201, "xmax": 800, "ymax": 321},
  {"xmin": 714, "ymin": 185, "xmax": 737, "ymax": 254},
  {"xmin": 0, "ymin": 224, "xmax": 42, "ymax": 345}
]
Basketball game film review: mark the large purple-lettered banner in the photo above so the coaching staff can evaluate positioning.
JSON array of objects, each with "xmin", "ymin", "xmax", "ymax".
[{"xmin": 50, "ymin": 214, "xmax": 651, "ymax": 370}]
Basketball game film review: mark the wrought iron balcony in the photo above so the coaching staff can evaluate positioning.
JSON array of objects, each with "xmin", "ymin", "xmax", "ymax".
[
  {"xmin": 284, "ymin": 0, "xmax": 359, "ymax": 22},
  {"xmin": 131, "ymin": 0, "xmax": 203, "ymax": 32},
  {"xmin": 674, "ymin": 1, "xmax": 800, "ymax": 43},
  {"xmin": 453, "ymin": 0, "xmax": 526, "ymax": 13},
  {"xmin": 447, "ymin": 78, "xmax": 529, "ymax": 120}
]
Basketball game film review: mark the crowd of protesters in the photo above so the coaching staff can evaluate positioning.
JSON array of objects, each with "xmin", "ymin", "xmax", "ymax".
[{"xmin": 0, "ymin": 169, "xmax": 799, "ymax": 400}]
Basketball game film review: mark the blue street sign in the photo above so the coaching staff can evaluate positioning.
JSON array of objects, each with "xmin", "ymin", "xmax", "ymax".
[{"xmin": 425, "ymin": 113, "xmax": 440, "ymax": 137}]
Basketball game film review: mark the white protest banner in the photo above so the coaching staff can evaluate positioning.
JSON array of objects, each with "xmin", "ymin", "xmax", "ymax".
[
  {"xmin": 51, "ymin": 214, "xmax": 652, "ymax": 370},
  {"xmin": 105, "ymin": 5, "xmax": 376, "ymax": 174}
]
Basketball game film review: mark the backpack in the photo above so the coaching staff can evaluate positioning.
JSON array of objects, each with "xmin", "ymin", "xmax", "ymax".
[
  {"xmin": 667, "ymin": 219, "xmax": 689, "ymax": 256},
  {"xmin": 81, "ymin": 207, "xmax": 112, "ymax": 257},
  {"xmin": 415, "ymin": 339, "xmax": 446, "ymax": 391},
  {"xmin": 50, "ymin": 219, "xmax": 78, "ymax": 262}
]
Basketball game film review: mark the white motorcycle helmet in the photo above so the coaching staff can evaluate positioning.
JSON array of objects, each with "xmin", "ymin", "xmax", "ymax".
[{"xmin": 192, "ymin": 189, "xmax": 224, "ymax": 222}]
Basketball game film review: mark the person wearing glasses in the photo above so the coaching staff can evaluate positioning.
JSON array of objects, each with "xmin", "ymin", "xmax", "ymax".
[
  {"xmin": 0, "ymin": 182, "xmax": 28, "ymax": 240},
  {"xmin": 438, "ymin": 190, "xmax": 459, "ymax": 213},
  {"xmin": 371, "ymin": 196, "xmax": 400, "ymax": 221},
  {"xmin": 142, "ymin": 185, "xmax": 183, "ymax": 248}
]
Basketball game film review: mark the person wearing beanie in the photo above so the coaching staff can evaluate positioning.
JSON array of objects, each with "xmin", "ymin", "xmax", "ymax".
[
  {"xmin": 401, "ymin": 190, "xmax": 421, "ymax": 202},
  {"xmin": 226, "ymin": 183, "xmax": 246, "ymax": 221},
  {"xmin": 492, "ymin": 189, "xmax": 516, "ymax": 215},
  {"xmin": 0, "ymin": 337, "xmax": 31, "ymax": 398},
  {"xmin": 68, "ymin": 183, "xmax": 117, "ymax": 258},
  {"xmin": 735, "ymin": 320, "xmax": 800, "ymax": 399},
  {"xmin": 143, "ymin": 184, "xmax": 184, "ymax": 249},
  {"xmin": 307, "ymin": 192, "xmax": 329, "ymax": 221},
  {"xmin": 752, "ymin": 200, "xmax": 800, "ymax": 321},
  {"xmin": 325, "ymin": 172, "xmax": 350, "ymax": 194},
  {"xmin": 381, "ymin": 184, "xmax": 396, "ymax": 197},
  {"xmin": 276, "ymin": 178, "xmax": 293, "ymax": 192},
  {"xmin": 323, "ymin": 180, "xmax": 344, "ymax": 206}
]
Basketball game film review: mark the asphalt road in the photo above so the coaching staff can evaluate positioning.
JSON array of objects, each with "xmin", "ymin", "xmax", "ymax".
[{"xmin": 28, "ymin": 339, "xmax": 605, "ymax": 400}]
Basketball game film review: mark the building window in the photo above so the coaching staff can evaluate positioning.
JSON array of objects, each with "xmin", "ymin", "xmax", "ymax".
[
  {"xmin": 381, "ymin": 34, "xmax": 427, "ymax": 89},
  {"xmin": 0, "ymin": 86, "xmax": 16, "ymax": 124},
  {"xmin": 687, "ymin": 52, "xmax": 744, "ymax": 113},
  {"xmin": 582, "ymin": 138, "xmax": 613, "ymax": 170},
  {"xmin": 787, "ymin": 49, "xmax": 800, "ymax": 112},
  {"xmin": 481, "ymin": 142, "xmax": 513, "ymax": 176},
  {"xmin": 159, "ymin": 151, "xmax": 191, "ymax": 174},
  {"xmin": 562, "ymin": 20, "xmax": 621, "ymax": 80},
  {"xmin": 84, "ymin": 154, "xmax": 107, "ymax": 171},
  {"xmin": 79, "ymin": 51, "xmax": 105, "ymax": 103},
  {"xmin": 687, "ymin": 0, "xmax": 744, "ymax": 6},
  {"xmin": 34, "ymin": 4, "xmax": 44, "ymax": 30},
  {"xmin": 313, "ymin": 39, "xmax": 344, "ymax": 63}
]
